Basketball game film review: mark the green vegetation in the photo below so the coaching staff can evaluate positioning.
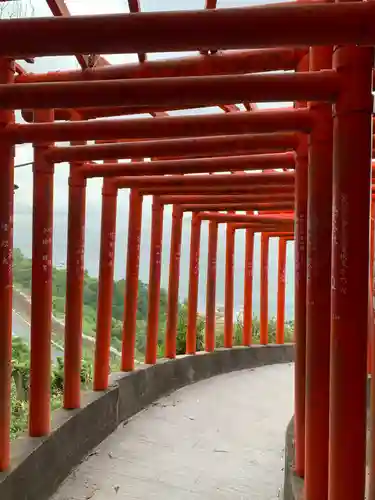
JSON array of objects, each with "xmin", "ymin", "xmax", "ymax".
[
  {"xmin": 10, "ymin": 248, "xmax": 294, "ymax": 440},
  {"xmin": 13, "ymin": 248, "xmax": 164, "ymax": 340},
  {"xmin": 12, "ymin": 249, "xmax": 169, "ymax": 361},
  {"xmin": 11, "ymin": 338, "xmax": 93, "ymax": 440}
]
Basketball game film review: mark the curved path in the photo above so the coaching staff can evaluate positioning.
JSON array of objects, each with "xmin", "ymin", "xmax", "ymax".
[{"xmin": 52, "ymin": 363, "xmax": 293, "ymax": 500}]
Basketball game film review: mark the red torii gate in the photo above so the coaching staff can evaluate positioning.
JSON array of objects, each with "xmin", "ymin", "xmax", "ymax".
[{"xmin": 0, "ymin": 3, "xmax": 374, "ymax": 500}]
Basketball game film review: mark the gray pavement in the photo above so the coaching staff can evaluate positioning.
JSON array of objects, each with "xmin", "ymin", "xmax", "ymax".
[
  {"xmin": 12, "ymin": 309, "xmax": 62, "ymax": 361},
  {"xmin": 51, "ymin": 363, "xmax": 293, "ymax": 500},
  {"xmin": 12, "ymin": 310, "xmax": 30, "ymax": 343}
]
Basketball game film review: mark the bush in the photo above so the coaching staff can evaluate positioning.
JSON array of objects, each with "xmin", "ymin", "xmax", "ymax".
[
  {"xmin": 51, "ymin": 357, "xmax": 64, "ymax": 393},
  {"xmin": 10, "ymin": 380, "xmax": 28, "ymax": 439},
  {"xmin": 10, "ymin": 337, "xmax": 95, "ymax": 440},
  {"xmin": 176, "ymin": 302, "xmax": 205, "ymax": 355},
  {"xmin": 135, "ymin": 320, "xmax": 147, "ymax": 354},
  {"xmin": 52, "ymin": 356, "xmax": 93, "ymax": 393},
  {"xmin": 215, "ymin": 314, "xmax": 294, "ymax": 346}
]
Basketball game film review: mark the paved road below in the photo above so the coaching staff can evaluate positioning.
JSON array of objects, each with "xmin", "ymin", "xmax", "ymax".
[
  {"xmin": 52, "ymin": 363, "xmax": 294, "ymax": 500},
  {"xmin": 12, "ymin": 310, "xmax": 30, "ymax": 343},
  {"xmin": 12, "ymin": 310, "xmax": 62, "ymax": 361}
]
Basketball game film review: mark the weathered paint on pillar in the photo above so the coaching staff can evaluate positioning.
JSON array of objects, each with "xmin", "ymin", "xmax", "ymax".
[
  {"xmin": 243, "ymin": 229, "xmax": 254, "ymax": 345},
  {"xmin": 29, "ymin": 109, "xmax": 55, "ymax": 437},
  {"xmin": 331, "ymin": 45, "xmax": 374, "ymax": 500},
  {"xmin": 294, "ymin": 134, "xmax": 308, "ymax": 477},
  {"xmin": 121, "ymin": 189, "xmax": 143, "ymax": 371},
  {"xmin": 145, "ymin": 197, "xmax": 164, "ymax": 364},
  {"xmin": 186, "ymin": 213, "xmax": 202, "ymax": 354},
  {"xmin": 94, "ymin": 180, "xmax": 118, "ymax": 390},
  {"xmin": 63, "ymin": 115, "xmax": 86, "ymax": 407},
  {"xmin": 305, "ymin": 45, "xmax": 333, "ymax": 500},
  {"xmin": 224, "ymin": 223, "xmax": 235, "ymax": 348},
  {"xmin": 63, "ymin": 171, "xmax": 86, "ymax": 409},
  {"xmin": 165, "ymin": 205, "xmax": 183, "ymax": 358},
  {"xmin": 276, "ymin": 237, "xmax": 287, "ymax": 345},
  {"xmin": 0, "ymin": 58, "xmax": 14, "ymax": 471},
  {"xmin": 260, "ymin": 232, "xmax": 269, "ymax": 344},
  {"xmin": 205, "ymin": 220, "xmax": 218, "ymax": 352}
]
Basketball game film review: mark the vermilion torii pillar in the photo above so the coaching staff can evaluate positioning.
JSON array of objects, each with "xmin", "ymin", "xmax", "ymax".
[
  {"xmin": 94, "ymin": 179, "xmax": 118, "ymax": 391},
  {"xmin": 243, "ymin": 228, "xmax": 255, "ymax": 346},
  {"xmin": 122, "ymin": 189, "xmax": 143, "ymax": 372},
  {"xmin": 29, "ymin": 109, "xmax": 55, "ymax": 438},
  {"xmin": 276, "ymin": 237, "xmax": 288, "ymax": 345},
  {"xmin": 145, "ymin": 196, "xmax": 164, "ymax": 365},
  {"xmin": 260, "ymin": 233, "xmax": 270, "ymax": 345},
  {"xmin": 165, "ymin": 205, "xmax": 183, "ymax": 359},
  {"xmin": 294, "ymin": 49, "xmax": 309, "ymax": 477},
  {"xmin": 205, "ymin": 220, "xmax": 218, "ymax": 352},
  {"xmin": 304, "ymin": 45, "xmax": 333, "ymax": 500},
  {"xmin": 63, "ymin": 169, "xmax": 86, "ymax": 409},
  {"xmin": 0, "ymin": 58, "xmax": 14, "ymax": 471},
  {"xmin": 329, "ymin": 45, "xmax": 374, "ymax": 500},
  {"xmin": 186, "ymin": 213, "xmax": 202, "ymax": 354},
  {"xmin": 224, "ymin": 221, "xmax": 236, "ymax": 348},
  {"xmin": 64, "ymin": 117, "xmax": 87, "ymax": 410},
  {"xmin": 294, "ymin": 134, "xmax": 308, "ymax": 478}
]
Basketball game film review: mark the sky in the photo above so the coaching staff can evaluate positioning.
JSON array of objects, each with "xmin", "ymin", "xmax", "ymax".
[{"xmin": 10, "ymin": 0, "xmax": 295, "ymax": 319}]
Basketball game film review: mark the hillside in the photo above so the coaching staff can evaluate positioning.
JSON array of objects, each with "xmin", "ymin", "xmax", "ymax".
[
  {"xmin": 12, "ymin": 248, "xmax": 169, "ymax": 361},
  {"xmin": 13, "ymin": 200, "xmax": 296, "ymax": 320}
]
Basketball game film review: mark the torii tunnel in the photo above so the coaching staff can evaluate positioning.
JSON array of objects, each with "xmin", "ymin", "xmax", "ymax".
[{"xmin": 2, "ymin": 0, "xmax": 375, "ymax": 499}]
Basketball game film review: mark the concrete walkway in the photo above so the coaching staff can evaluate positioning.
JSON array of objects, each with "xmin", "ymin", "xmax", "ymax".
[{"xmin": 52, "ymin": 363, "xmax": 294, "ymax": 500}]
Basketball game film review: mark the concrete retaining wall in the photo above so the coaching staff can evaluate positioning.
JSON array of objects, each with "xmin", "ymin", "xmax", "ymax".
[
  {"xmin": 283, "ymin": 376, "xmax": 372, "ymax": 500},
  {"xmin": 0, "ymin": 344, "xmax": 294, "ymax": 500},
  {"xmin": 283, "ymin": 418, "xmax": 304, "ymax": 500}
]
